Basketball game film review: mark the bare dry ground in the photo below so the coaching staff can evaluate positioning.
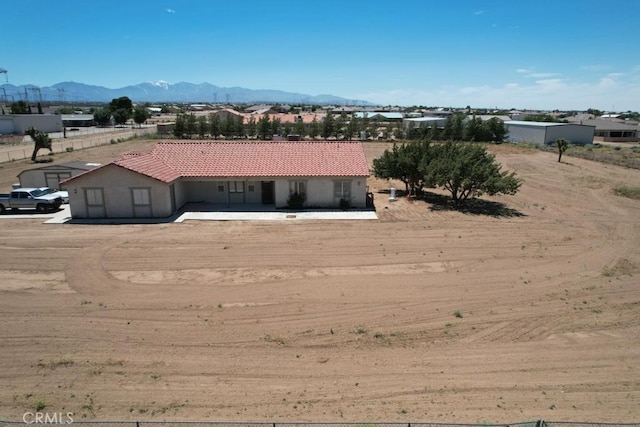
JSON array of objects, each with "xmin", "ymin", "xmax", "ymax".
[{"xmin": 0, "ymin": 140, "xmax": 639, "ymax": 423}]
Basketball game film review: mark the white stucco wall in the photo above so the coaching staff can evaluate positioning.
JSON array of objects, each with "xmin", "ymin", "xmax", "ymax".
[
  {"xmin": 275, "ymin": 177, "xmax": 367, "ymax": 208},
  {"xmin": 66, "ymin": 165, "xmax": 173, "ymax": 218}
]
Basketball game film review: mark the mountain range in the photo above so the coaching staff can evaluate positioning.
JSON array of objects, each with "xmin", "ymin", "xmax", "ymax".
[{"xmin": 0, "ymin": 81, "xmax": 372, "ymax": 105}]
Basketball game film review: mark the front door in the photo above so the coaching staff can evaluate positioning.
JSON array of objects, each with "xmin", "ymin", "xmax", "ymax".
[{"xmin": 261, "ymin": 181, "xmax": 274, "ymax": 204}]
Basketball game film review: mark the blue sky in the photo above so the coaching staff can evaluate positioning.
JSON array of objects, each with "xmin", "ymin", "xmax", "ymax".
[{"xmin": 3, "ymin": 0, "xmax": 640, "ymax": 111}]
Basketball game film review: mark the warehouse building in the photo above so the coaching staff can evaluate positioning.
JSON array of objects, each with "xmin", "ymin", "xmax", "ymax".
[{"xmin": 505, "ymin": 121, "xmax": 594, "ymax": 145}]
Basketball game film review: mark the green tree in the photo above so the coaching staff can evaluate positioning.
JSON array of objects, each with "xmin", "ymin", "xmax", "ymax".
[
  {"xmin": 422, "ymin": 142, "xmax": 521, "ymax": 208},
  {"xmin": 109, "ymin": 96, "xmax": 133, "ymax": 127},
  {"xmin": 257, "ymin": 113, "xmax": 271, "ymax": 140},
  {"xmin": 556, "ymin": 138, "xmax": 569, "ymax": 162},
  {"xmin": 346, "ymin": 115, "xmax": 359, "ymax": 141},
  {"xmin": 271, "ymin": 117, "xmax": 281, "ymax": 136},
  {"xmin": 173, "ymin": 113, "xmax": 186, "ymax": 138},
  {"xmin": 133, "ymin": 105, "xmax": 150, "ymax": 128},
  {"xmin": 322, "ymin": 111, "xmax": 335, "ymax": 139},
  {"xmin": 309, "ymin": 117, "xmax": 319, "ymax": 139},
  {"xmin": 197, "ymin": 115, "xmax": 208, "ymax": 138},
  {"xmin": 94, "ymin": 107, "xmax": 112, "ymax": 127},
  {"xmin": 294, "ymin": 117, "xmax": 305, "ymax": 138},
  {"xmin": 443, "ymin": 113, "xmax": 464, "ymax": 140},
  {"xmin": 235, "ymin": 115, "xmax": 245, "ymax": 138},
  {"xmin": 221, "ymin": 116, "xmax": 235, "ymax": 138},
  {"xmin": 25, "ymin": 127, "xmax": 53, "ymax": 162},
  {"xmin": 372, "ymin": 140, "xmax": 430, "ymax": 195},
  {"xmin": 185, "ymin": 113, "xmax": 197, "ymax": 138},
  {"xmin": 209, "ymin": 113, "xmax": 220, "ymax": 139},
  {"xmin": 463, "ymin": 116, "xmax": 485, "ymax": 141},
  {"xmin": 10, "ymin": 101, "xmax": 29, "ymax": 114},
  {"xmin": 112, "ymin": 109, "xmax": 130, "ymax": 127},
  {"xmin": 428, "ymin": 121, "xmax": 440, "ymax": 140},
  {"xmin": 485, "ymin": 117, "xmax": 508, "ymax": 142},
  {"xmin": 246, "ymin": 116, "xmax": 257, "ymax": 138}
]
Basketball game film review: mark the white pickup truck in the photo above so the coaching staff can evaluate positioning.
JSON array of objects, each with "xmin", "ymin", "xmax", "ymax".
[{"xmin": 0, "ymin": 188, "xmax": 64, "ymax": 213}]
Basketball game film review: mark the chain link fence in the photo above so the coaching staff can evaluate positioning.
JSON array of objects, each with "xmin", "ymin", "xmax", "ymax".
[{"xmin": 0, "ymin": 127, "xmax": 156, "ymax": 163}]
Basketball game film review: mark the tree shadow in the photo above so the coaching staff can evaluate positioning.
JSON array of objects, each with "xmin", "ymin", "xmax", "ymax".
[{"xmin": 420, "ymin": 191, "xmax": 526, "ymax": 218}]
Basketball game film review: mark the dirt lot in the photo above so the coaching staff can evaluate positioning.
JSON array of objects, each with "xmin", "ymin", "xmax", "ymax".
[{"xmin": 0, "ymin": 140, "xmax": 639, "ymax": 423}]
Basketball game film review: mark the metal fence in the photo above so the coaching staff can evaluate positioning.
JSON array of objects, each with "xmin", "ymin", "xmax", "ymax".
[
  {"xmin": 1, "ymin": 420, "xmax": 638, "ymax": 427},
  {"xmin": 0, "ymin": 127, "xmax": 156, "ymax": 163}
]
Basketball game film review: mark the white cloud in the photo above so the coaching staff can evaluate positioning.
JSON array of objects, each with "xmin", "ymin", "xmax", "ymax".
[
  {"xmin": 354, "ymin": 75, "xmax": 640, "ymax": 111},
  {"xmin": 529, "ymin": 72, "xmax": 561, "ymax": 78},
  {"xmin": 474, "ymin": 10, "xmax": 484, "ymax": 15},
  {"xmin": 165, "ymin": 8, "xmax": 175, "ymax": 13}
]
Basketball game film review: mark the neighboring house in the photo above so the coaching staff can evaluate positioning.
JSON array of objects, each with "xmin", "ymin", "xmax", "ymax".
[
  {"xmin": 353, "ymin": 112, "xmax": 404, "ymax": 122},
  {"xmin": 18, "ymin": 161, "xmax": 102, "ymax": 189},
  {"xmin": 580, "ymin": 119, "xmax": 638, "ymax": 143},
  {"xmin": 504, "ymin": 121, "xmax": 595, "ymax": 145},
  {"xmin": 403, "ymin": 117, "xmax": 446, "ymax": 130},
  {"xmin": 210, "ymin": 108, "xmax": 245, "ymax": 122},
  {"xmin": 468, "ymin": 115, "xmax": 512, "ymax": 123},
  {"xmin": 245, "ymin": 104, "xmax": 274, "ymax": 113},
  {"xmin": 62, "ymin": 141, "xmax": 370, "ymax": 219}
]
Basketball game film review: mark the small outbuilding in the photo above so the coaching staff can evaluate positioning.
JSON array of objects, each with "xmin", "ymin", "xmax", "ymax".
[
  {"xmin": 18, "ymin": 161, "xmax": 102, "ymax": 189},
  {"xmin": 505, "ymin": 121, "xmax": 595, "ymax": 145},
  {"xmin": 62, "ymin": 141, "xmax": 370, "ymax": 219}
]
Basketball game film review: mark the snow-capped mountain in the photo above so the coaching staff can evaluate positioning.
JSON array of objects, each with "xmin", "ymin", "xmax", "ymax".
[{"xmin": 0, "ymin": 81, "xmax": 371, "ymax": 105}]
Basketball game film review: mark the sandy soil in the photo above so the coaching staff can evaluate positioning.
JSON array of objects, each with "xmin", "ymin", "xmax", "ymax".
[{"xmin": 0, "ymin": 140, "xmax": 639, "ymax": 423}]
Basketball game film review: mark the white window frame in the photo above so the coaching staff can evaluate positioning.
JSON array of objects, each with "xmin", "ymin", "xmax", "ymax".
[
  {"xmin": 131, "ymin": 188, "xmax": 151, "ymax": 206},
  {"xmin": 85, "ymin": 188, "xmax": 104, "ymax": 206},
  {"xmin": 289, "ymin": 180, "xmax": 306, "ymax": 195},
  {"xmin": 334, "ymin": 180, "xmax": 351, "ymax": 199},
  {"xmin": 229, "ymin": 181, "xmax": 244, "ymax": 193}
]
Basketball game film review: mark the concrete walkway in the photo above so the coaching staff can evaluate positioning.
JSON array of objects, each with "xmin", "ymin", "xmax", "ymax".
[
  {"xmin": 25, "ymin": 205, "xmax": 377, "ymax": 224},
  {"xmin": 175, "ymin": 210, "xmax": 377, "ymax": 222}
]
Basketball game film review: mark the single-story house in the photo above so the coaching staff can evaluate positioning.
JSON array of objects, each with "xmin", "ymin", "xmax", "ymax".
[
  {"xmin": 62, "ymin": 141, "xmax": 370, "ymax": 219},
  {"xmin": 580, "ymin": 119, "xmax": 638, "ymax": 143},
  {"xmin": 353, "ymin": 112, "xmax": 404, "ymax": 122},
  {"xmin": 403, "ymin": 117, "xmax": 446, "ymax": 130},
  {"xmin": 504, "ymin": 121, "xmax": 595, "ymax": 145},
  {"xmin": 18, "ymin": 161, "xmax": 102, "ymax": 189}
]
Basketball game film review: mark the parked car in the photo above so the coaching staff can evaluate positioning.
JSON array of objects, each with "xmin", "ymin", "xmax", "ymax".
[
  {"xmin": 38, "ymin": 187, "xmax": 69, "ymax": 204},
  {"xmin": 0, "ymin": 188, "xmax": 63, "ymax": 213}
]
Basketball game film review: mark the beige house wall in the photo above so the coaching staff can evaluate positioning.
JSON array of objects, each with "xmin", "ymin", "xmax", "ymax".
[
  {"xmin": 275, "ymin": 177, "xmax": 367, "ymax": 208},
  {"xmin": 66, "ymin": 164, "xmax": 173, "ymax": 218}
]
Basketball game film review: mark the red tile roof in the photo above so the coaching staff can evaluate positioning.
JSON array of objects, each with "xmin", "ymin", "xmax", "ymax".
[{"xmin": 70, "ymin": 141, "xmax": 370, "ymax": 184}]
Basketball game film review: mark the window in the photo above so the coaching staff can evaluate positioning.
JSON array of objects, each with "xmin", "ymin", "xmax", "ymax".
[
  {"xmin": 229, "ymin": 181, "xmax": 244, "ymax": 193},
  {"xmin": 289, "ymin": 181, "xmax": 306, "ymax": 195},
  {"xmin": 247, "ymin": 181, "xmax": 255, "ymax": 192},
  {"xmin": 334, "ymin": 180, "xmax": 351, "ymax": 199},
  {"xmin": 217, "ymin": 181, "xmax": 225, "ymax": 192},
  {"xmin": 132, "ymin": 188, "xmax": 151, "ymax": 206},
  {"xmin": 85, "ymin": 188, "xmax": 104, "ymax": 206}
]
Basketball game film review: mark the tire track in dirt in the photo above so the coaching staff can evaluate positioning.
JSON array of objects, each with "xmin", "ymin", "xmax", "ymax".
[{"xmin": 64, "ymin": 239, "xmax": 125, "ymax": 295}]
